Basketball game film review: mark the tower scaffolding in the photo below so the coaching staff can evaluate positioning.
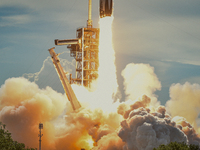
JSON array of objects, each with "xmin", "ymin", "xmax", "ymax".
[{"xmin": 54, "ymin": 0, "xmax": 99, "ymax": 88}]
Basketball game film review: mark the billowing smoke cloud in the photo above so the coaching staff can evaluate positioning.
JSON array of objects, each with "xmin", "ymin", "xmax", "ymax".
[
  {"xmin": 92, "ymin": 132, "xmax": 125, "ymax": 150},
  {"xmin": 117, "ymin": 95, "xmax": 190, "ymax": 150},
  {"xmin": 1, "ymin": 63, "xmax": 200, "ymax": 150},
  {"xmin": 166, "ymin": 82, "xmax": 200, "ymax": 145},
  {"xmin": 55, "ymin": 108, "xmax": 123, "ymax": 150},
  {"xmin": 0, "ymin": 77, "xmax": 123, "ymax": 150},
  {"xmin": 172, "ymin": 116, "xmax": 200, "ymax": 146},
  {"xmin": 0, "ymin": 77, "xmax": 67, "ymax": 149},
  {"xmin": 121, "ymin": 63, "xmax": 161, "ymax": 107},
  {"xmin": 166, "ymin": 82, "xmax": 200, "ymax": 128},
  {"xmin": 119, "ymin": 65, "xmax": 200, "ymax": 149}
]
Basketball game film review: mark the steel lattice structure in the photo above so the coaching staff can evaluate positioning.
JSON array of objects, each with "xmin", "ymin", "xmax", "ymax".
[{"xmin": 67, "ymin": 28, "xmax": 99, "ymax": 87}]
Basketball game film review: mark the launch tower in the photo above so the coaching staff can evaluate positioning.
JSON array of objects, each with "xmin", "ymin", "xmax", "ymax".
[
  {"xmin": 55, "ymin": 0, "xmax": 99, "ymax": 88},
  {"xmin": 49, "ymin": 0, "xmax": 113, "ymax": 110}
]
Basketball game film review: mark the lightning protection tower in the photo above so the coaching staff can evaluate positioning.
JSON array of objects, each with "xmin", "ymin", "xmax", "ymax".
[
  {"xmin": 38, "ymin": 123, "xmax": 43, "ymax": 150},
  {"xmin": 55, "ymin": 0, "xmax": 99, "ymax": 88}
]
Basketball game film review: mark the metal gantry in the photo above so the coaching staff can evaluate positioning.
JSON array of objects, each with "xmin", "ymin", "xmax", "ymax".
[
  {"xmin": 68, "ymin": 28, "xmax": 99, "ymax": 87},
  {"xmin": 54, "ymin": 0, "xmax": 99, "ymax": 88}
]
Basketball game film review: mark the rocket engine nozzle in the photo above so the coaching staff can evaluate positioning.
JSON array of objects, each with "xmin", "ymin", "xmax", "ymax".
[{"xmin": 100, "ymin": 0, "xmax": 113, "ymax": 18}]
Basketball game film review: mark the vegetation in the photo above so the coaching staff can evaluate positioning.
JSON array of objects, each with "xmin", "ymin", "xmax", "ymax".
[
  {"xmin": 0, "ymin": 122, "xmax": 35, "ymax": 150},
  {"xmin": 153, "ymin": 141, "xmax": 200, "ymax": 150}
]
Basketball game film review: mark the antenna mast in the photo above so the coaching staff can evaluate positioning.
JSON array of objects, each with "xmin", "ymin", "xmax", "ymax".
[{"xmin": 87, "ymin": 0, "xmax": 92, "ymax": 28}]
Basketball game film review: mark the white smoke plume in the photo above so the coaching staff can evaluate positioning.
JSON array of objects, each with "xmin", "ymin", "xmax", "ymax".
[
  {"xmin": 22, "ymin": 57, "xmax": 52, "ymax": 82},
  {"xmin": 121, "ymin": 63, "xmax": 161, "ymax": 107},
  {"xmin": 0, "ymin": 77, "xmax": 67, "ymax": 149},
  {"xmin": 23, "ymin": 54, "xmax": 74, "ymax": 83},
  {"xmin": 166, "ymin": 82, "xmax": 200, "ymax": 146},
  {"xmin": 1, "ymin": 65, "xmax": 200, "ymax": 150},
  {"xmin": 166, "ymin": 82, "xmax": 200, "ymax": 128},
  {"xmin": 118, "ymin": 65, "xmax": 200, "ymax": 149}
]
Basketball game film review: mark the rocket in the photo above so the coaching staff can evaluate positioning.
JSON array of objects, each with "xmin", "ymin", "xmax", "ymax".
[{"xmin": 100, "ymin": 0, "xmax": 113, "ymax": 18}]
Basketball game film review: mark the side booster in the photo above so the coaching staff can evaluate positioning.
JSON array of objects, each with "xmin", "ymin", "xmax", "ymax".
[{"xmin": 100, "ymin": 0, "xmax": 113, "ymax": 18}]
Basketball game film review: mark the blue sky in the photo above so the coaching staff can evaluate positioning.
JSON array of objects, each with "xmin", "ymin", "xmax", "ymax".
[{"xmin": 1, "ymin": 0, "xmax": 200, "ymax": 105}]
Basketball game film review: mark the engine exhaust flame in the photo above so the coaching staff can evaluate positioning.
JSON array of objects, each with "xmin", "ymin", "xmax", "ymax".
[
  {"xmin": 98, "ymin": 16, "xmax": 118, "ymax": 99},
  {"xmin": 73, "ymin": 16, "xmax": 120, "ymax": 113}
]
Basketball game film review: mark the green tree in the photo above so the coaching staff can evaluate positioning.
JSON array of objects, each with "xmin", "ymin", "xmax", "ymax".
[
  {"xmin": 0, "ymin": 122, "xmax": 35, "ymax": 150},
  {"xmin": 153, "ymin": 142, "xmax": 199, "ymax": 150}
]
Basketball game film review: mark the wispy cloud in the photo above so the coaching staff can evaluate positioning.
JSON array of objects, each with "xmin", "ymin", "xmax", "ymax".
[{"xmin": 0, "ymin": 14, "xmax": 32, "ymax": 27}]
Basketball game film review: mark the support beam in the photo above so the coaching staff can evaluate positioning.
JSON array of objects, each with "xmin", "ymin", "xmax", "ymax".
[
  {"xmin": 48, "ymin": 47, "xmax": 81, "ymax": 111},
  {"xmin": 55, "ymin": 39, "xmax": 79, "ymax": 46}
]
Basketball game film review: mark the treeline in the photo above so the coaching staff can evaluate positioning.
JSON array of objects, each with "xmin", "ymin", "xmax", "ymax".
[
  {"xmin": 154, "ymin": 141, "xmax": 200, "ymax": 150},
  {"xmin": 0, "ymin": 122, "xmax": 35, "ymax": 150},
  {"xmin": 1, "ymin": 121, "xmax": 200, "ymax": 150}
]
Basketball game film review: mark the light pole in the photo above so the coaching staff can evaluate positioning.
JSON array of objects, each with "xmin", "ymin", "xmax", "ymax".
[{"xmin": 38, "ymin": 123, "xmax": 43, "ymax": 150}]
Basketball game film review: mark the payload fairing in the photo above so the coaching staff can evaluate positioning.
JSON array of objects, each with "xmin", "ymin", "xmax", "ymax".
[{"xmin": 100, "ymin": 0, "xmax": 113, "ymax": 18}]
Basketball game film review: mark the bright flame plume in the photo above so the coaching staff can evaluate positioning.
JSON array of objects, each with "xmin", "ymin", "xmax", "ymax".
[
  {"xmin": 97, "ymin": 16, "xmax": 118, "ymax": 100},
  {"xmin": 74, "ymin": 16, "xmax": 120, "ymax": 112}
]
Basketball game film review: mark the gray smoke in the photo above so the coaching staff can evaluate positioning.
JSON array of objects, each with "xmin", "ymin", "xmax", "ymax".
[{"xmin": 117, "ymin": 95, "xmax": 200, "ymax": 150}]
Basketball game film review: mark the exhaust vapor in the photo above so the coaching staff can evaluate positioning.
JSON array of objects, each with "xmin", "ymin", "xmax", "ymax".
[
  {"xmin": 118, "ymin": 95, "xmax": 189, "ymax": 150},
  {"xmin": 121, "ymin": 63, "xmax": 161, "ymax": 108},
  {"xmin": 0, "ymin": 77, "xmax": 66, "ymax": 149},
  {"xmin": 0, "ymin": 13, "xmax": 200, "ymax": 150},
  {"xmin": 166, "ymin": 82, "xmax": 200, "ymax": 128},
  {"xmin": 1, "ymin": 69, "xmax": 200, "ymax": 149}
]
